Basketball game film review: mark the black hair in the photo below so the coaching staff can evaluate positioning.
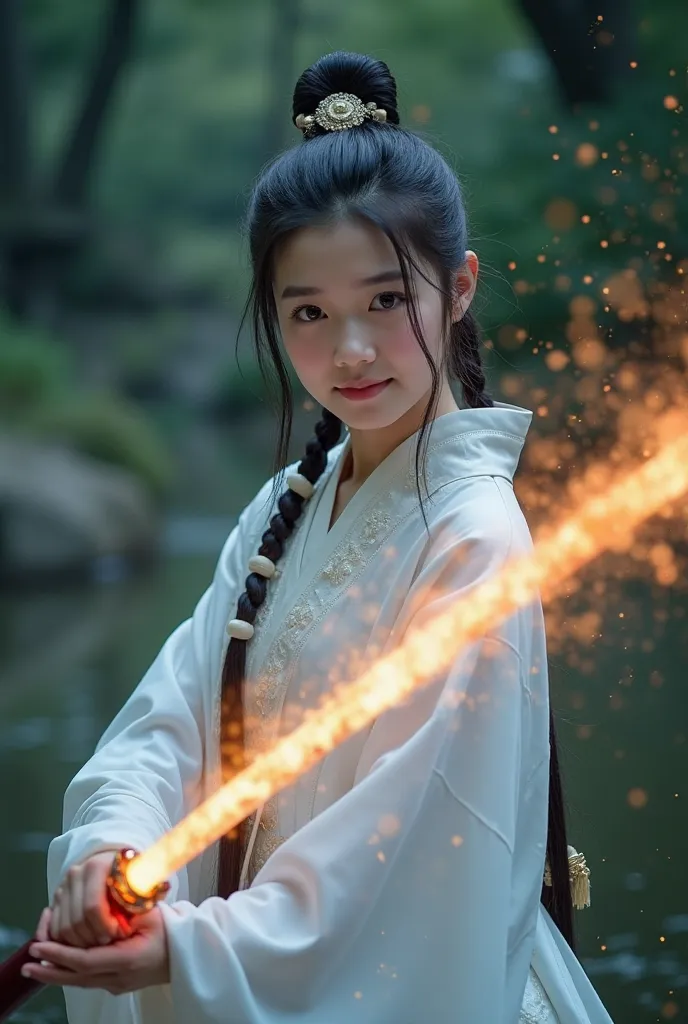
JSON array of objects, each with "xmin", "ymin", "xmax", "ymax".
[{"xmin": 217, "ymin": 49, "xmax": 575, "ymax": 951}]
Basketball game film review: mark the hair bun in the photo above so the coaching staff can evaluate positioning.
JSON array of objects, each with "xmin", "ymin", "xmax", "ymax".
[{"xmin": 293, "ymin": 51, "xmax": 400, "ymax": 129}]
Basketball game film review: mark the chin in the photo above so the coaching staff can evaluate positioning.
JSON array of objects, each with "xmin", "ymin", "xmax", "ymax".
[{"xmin": 329, "ymin": 392, "xmax": 417, "ymax": 431}]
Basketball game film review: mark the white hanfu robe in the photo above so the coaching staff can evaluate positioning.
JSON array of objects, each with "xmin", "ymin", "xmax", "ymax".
[{"xmin": 47, "ymin": 403, "xmax": 615, "ymax": 1023}]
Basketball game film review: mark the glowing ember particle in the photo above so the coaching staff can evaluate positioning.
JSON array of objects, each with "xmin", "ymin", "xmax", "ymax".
[
  {"xmin": 508, "ymin": 261, "xmax": 517, "ymax": 271},
  {"xmin": 627, "ymin": 788, "xmax": 649, "ymax": 809},
  {"xmin": 545, "ymin": 350, "xmax": 570, "ymax": 372},
  {"xmin": 630, "ymin": 61, "xmax": 638, "ymax": 69},
  {"xmin": 661, "ymin": 1001, "xmax": 679, "ymax": 1019},
  {"xmin": 576, "ymin": 143, "xmax": 599, "ymax": 167},
  {"xmin": 354, "ymin": 992, "xmax": 363, "ymax": 1000},
  {"xmin": 552, "ymin": 154, "xmax": 560, "ymax": 161},
  {"xmin": 664, "ymin": 96, "xmax": 679, "ymax": 110},
  {"xmin": 549, "ymin": 125, "xmax": 559, "ymax": 134},
  {"xmin": 376, "ymin": 851, "xmax": 386, "ymax": 863},
  {"xmin": 573, "ymin": 339, "xmax": 606, "ymax": 370},
  {"xmin": 378, "ymin": 814, "xmax": 401, "ymax": 837},
  {"xmin": 537, "ymin": 254, "xmax": 547, "ymax": 263},
  {"xmin": 411, "ymin": 104, "xmax": 432, "ymax": 123},
  {"xmin": 582, "ymin": 215, "xmax": 591, "ymax": 224},
  {"xmin": 583, "ymin": 275, "xmax": 594, "ymax": 284}
]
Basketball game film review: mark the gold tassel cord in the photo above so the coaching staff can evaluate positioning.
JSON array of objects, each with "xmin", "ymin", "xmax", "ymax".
[{"xmin": 543, "ymin": 846, "xmax": 591, "ymax": 910}]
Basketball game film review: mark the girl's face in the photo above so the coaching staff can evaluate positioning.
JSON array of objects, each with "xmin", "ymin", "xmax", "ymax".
[{"xmin": 273, "ymin": 219, "xmax": 478, "ymax": 431}]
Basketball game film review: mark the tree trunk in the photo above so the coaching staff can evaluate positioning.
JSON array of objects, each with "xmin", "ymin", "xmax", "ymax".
[
  {"xmin": 260, "ymin": 0, "xmax": 303, "ymax": 165},
  {"xmin": 52, "ymin": 0, "xmax": 141, "ymax": 206},
  {"xmin": 0, "ymin": 0, "xmax": 141, "ymax": 320},
  {"xmin": 0, "ymin": 0, "xmax": 31, "ymax": 202},
  {"xmin": 516, "ymin": 0, "xmax": 636, "ymax": 108}
]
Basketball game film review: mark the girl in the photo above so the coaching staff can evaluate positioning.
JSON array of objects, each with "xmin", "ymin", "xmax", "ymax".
[{"xmin": 29, "ymin": 51, "xmax": 615, "ymax": 1023}]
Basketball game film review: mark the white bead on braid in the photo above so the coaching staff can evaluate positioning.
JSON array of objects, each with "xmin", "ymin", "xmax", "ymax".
[
  {"xmin": 248, "ymin": 554, "xmax": 277, "ymax": 579},
  {"xmin": 226, "ymin": 618, "xmax": 255, "ymax": 641},
  {"xmin": 286, "ymin": 472, "xmax": 315, "ymax": 500}
]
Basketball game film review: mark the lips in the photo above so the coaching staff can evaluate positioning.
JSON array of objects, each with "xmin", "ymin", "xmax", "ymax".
[{"xmin": 335, "ymin": 379, "xmax": 392, "ymax": 401}]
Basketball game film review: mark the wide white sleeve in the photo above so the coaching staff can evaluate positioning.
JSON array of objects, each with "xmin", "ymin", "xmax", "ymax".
[
  {"xmin": 160, "ymin": 532, "xmax": 533, "ymax": 1023},
  {"xmin": 46, "ymin": 488, "xmax": 266, "ymax": 904}
]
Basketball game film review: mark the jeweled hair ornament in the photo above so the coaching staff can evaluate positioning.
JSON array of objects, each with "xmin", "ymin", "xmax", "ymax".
[{"xmin": 295, "ymin": 92, "xmax": 387, "ymax": 138}]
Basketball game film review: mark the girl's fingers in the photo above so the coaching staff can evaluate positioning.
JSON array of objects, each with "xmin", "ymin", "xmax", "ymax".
[
  {"xmin": 48, "ymin": 898, "xmax": 62, "ymax": 941},
  {"xmin": 35, "ymin": 907, "xmax": 52, "ymax": 943},
  {"xmin": 83, "ymin": 862, "xmax": 120, "ymax": 944},
  {"xmin": 22, "ymin": 962, "xmax": 109, "ymax": 989},
  {"xmin": 28, "ymin": 937, "xmax": 133, "ymax": 976},
  {"xmin": 54, "ymin": 873, "xmax": 91, "ymax": 948}
]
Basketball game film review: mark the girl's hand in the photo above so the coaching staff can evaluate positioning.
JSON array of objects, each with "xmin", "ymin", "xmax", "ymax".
[
  {"xmin": 22, "ymin": 906, "xmax": 170, "ymax": 994},
  {"xmin": 48, "ymin": 851, "xmax": 127, "ymax": 947}
]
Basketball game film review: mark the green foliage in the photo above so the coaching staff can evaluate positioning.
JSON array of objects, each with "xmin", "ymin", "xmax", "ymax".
[
  {"xmin": 0, "ymin": 310, "xmax": 173, "ymax": 497},
  {"xmin": 26, "ymin": 393, "xmax": 175, "ymax": 498},
  {"xmin": 0, "ymin": 313, "xmax": 72, "ymax": 417}
]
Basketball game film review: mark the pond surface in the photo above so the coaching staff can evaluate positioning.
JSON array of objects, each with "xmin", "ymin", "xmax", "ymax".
[{"xmin": 0, "ymin": 414, "xmax": 685, "ymax": 1022}]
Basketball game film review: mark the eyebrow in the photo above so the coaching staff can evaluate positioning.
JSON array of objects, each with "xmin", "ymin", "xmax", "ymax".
[{"xmin": 280, "ymin": 269, "xmax": 403, "ymax": 300}]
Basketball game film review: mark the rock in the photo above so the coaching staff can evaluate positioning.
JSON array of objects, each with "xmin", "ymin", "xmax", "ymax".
[{"xmin": 0, "ymin": 434, "xmax": 159, "ymax": 582}]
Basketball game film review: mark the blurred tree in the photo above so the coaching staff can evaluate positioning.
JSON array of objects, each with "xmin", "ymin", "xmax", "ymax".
[
  {"xmin": 0, "ymin": 0, "xmax": 140, "ymax": 322},
  {"xmin": 52, "ymin": 0, "xmax": 140, "ymax": 205},
  {"xmin": 261, "ymin": 0, "xmax": 303, "ymax": 162},
  {"xmin": 516, "ymin": 0, "xmax": 636, "ymax": 107}
]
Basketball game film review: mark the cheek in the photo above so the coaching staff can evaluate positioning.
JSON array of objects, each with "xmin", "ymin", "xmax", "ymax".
[
  {"xmin": 282, "ymin": 332, "xmax": 329, "ymax": 386},
  {"xmin": 391, "ymin": 308, "xmax": 444, "ymax": 372}
]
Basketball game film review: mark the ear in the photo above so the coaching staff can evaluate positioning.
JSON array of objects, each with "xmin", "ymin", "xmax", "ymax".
[{"xmin": 451, "ymin": 250, "xmax": 479, "ymax": 322}]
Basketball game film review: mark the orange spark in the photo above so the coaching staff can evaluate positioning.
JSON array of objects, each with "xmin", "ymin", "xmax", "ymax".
[{"xmin": 125, "ymin": 425, "xmax": 688, "ymax": 897}]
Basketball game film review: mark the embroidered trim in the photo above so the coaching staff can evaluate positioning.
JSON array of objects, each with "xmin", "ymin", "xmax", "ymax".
[
  {"xmin": 519, "ymin": 967, "xmax": 557, "ymax": 1023},
  {"xmin": 321, "ymin": 509, "xmax": 393, "ymax": 584},
  {"xmin": 243, "ymin": 796, "xmax": 286, "ymax": 884}
]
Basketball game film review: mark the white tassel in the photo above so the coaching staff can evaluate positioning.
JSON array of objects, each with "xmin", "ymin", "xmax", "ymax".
[{"xmin": 542, "ymin": 845, "xmax": 591, "ymax": 910}]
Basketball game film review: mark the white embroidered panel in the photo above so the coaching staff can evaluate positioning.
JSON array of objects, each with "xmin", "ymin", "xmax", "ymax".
[{"xmin": 519, "ymin": 967, "xmax": 560, "ymax": 1023}]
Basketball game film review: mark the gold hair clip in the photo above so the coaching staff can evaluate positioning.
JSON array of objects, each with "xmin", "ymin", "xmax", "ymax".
[
  {"xmin": 295, "ymin": 92, "xmax": 387, "ymax": 137},
  {"xmin": 543, "ymin": 846, "xmax": 591, "ymax": 910}
]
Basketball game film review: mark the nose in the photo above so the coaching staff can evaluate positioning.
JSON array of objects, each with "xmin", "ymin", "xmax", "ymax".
[{"xmin": 334, "ymin": 322, "xmax": 376, "ymax": 368}]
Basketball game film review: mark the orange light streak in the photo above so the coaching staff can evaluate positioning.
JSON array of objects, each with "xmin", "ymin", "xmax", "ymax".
[{"xmin": 125, "ymin": 429, "xmax": 688, "ymax": 897}]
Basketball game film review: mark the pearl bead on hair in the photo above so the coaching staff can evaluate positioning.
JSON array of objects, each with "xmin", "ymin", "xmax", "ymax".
[
  {"xmin": 226, "ymin": 618, "xmax": 255, "ymax": 641},
  {"xmin": 287, "ymin": 473, "xmax": 315, "ymax": 500},
  {"xmin": 248, "ymin": 555, "xmax": 277, "ymax": 579}
]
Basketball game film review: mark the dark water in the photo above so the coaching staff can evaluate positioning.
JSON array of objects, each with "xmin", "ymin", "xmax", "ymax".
[{"xmin": 0, "ymin": 419, "xmax": 686, "ymax": 1022}]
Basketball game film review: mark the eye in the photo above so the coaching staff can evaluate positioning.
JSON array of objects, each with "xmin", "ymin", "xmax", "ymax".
[
  {"xmin": 288, "ymin": 291, "xmax": 407, "ymax": 323},
  {"xmin": 371, "ymin": 291, "xmax": 407, "ymax": 311},
  {"xmin": 290, "ymin": 304, "xmax": 324, "ymax": 322}
]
